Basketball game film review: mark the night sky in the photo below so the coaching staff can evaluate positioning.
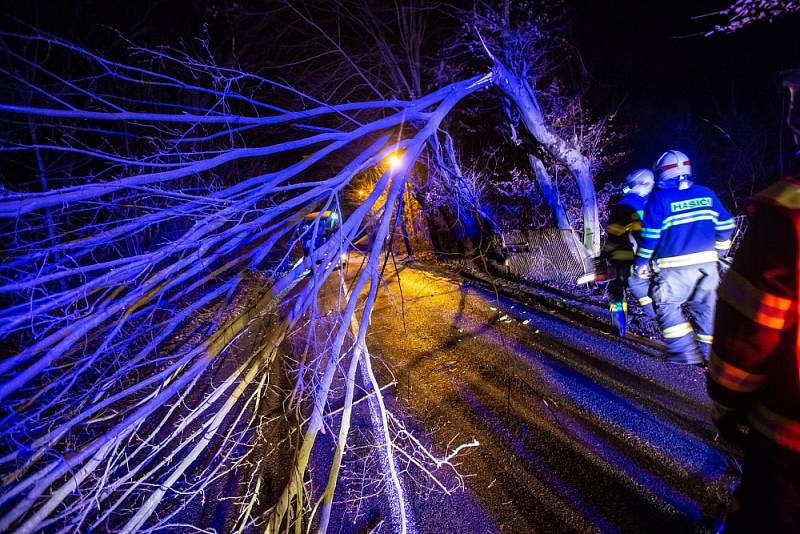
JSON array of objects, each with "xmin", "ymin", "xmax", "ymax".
[
  {"xmin": 571, "ymin": 0, "xmax": 799, "ymax": 178},
  {"xmin": 4, "ymin": 0, "xmax": 799, "ymax": 183}
]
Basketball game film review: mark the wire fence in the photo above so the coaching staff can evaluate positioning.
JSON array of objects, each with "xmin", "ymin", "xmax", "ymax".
[
  {"xmin": 499, "ymin": 227, "xmax": 592, "ymax": 285},
  {"xmin": 496, "ymin": 214, "xmax": 748, "ymax": 287}
]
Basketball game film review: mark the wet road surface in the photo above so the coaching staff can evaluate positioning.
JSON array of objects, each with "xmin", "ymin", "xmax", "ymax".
[{"xmin": 359, "ymin": 262, "xmax": 738, "ymax": 534}]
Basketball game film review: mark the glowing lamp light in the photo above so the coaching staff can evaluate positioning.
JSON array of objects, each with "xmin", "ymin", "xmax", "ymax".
[{"xmin": 387, "ymin": 153, "xmax": 403, "ymax": 170}]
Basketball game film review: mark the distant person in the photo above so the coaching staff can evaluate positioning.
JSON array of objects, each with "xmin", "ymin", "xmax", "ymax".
[
  {"xmin": 707, "ymin": 67, "xmax": 800, "ymax": 532},
  {"xmin": 634, "ymin": 150, "xmax": 735, "ymax": 365},
  {"xmin": 602, "ymin": 168, "xmax": 656, "ymax": 336}
]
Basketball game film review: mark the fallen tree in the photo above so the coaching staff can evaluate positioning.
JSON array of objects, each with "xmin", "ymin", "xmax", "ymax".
[
  {"xmin": 0, "ymin": 12, "xmax": 603, "ymax": 530},
  {"xmin": 0, "ymin": 29, "xmax": 492, "ymax": 532}
]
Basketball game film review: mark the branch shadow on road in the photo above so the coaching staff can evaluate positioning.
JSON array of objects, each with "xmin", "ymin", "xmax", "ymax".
[{"xmin": 365, "ymin": 264, "xmax": 734, "ymax": 533}]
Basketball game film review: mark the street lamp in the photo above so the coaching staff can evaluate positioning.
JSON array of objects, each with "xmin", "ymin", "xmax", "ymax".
[{"xmin": 387, "ymin": 153, "xmax": 403, "ymax": 170}]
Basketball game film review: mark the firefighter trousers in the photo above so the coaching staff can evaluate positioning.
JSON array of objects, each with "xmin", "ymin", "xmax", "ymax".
[
  {"xmin": 651, "ymin": 262, "xmax": 718, "ymax": 364},
  {"xmin": 609, "ymin": 261, "xmax": 655, "ymax": 336},
  {"xmin": 725, "ymin": 433, "xmax": 800, "ymax": 532}
]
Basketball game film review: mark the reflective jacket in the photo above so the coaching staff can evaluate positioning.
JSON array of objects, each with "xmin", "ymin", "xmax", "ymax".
[
  {"xmin": 708, "ymin": 178, "xmax": 800, "ymax": 453},
  {"xmin": 634, "ymin": 182, "xmax": 735, "ymax": 269},
  {"xmin": 603, "ymin": 192, "xmax": 647, "ymax": 262}
]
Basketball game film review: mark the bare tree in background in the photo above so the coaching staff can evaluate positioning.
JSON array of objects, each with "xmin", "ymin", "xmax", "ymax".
[
  {"xmin": 697, "ymin": 0, "xmax": 800, "ymax": 34},
  {"xmin": 466, "ymin": 1, "xmax": 619, "ymax": 254},
  {"xmin": 260, "ymin": 0, "xmax": 618, "ymax": 255}
]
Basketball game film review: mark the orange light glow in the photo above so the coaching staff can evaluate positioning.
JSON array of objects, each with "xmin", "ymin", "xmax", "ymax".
[{"xmin": 387, "ymin": 153, "xmax": 402, "ymax": 169}]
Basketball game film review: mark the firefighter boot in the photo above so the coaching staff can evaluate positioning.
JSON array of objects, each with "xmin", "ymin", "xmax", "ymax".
[
  {"xmin": 660, "ymin": 320, "xmax": 703, "ymax": 364},
  {"xmin": 610, "ymin": 301, "xmax": 627, "ymax": 337},
  {"xmin": 608, "ymin": 274, "xmax": 628, "ymax": 336}
]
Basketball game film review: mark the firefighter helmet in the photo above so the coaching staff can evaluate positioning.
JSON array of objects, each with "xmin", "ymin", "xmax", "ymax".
[
  {"xmin": 654, "ymin": 150, "xmax": 692, "ymax": 183},
  {"xmin": 623, "ymin": 168, "xmax": 655, "ymax": 194}
]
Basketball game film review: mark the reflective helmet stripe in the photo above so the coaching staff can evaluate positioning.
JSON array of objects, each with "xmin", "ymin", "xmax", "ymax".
[{"xmin": 657, "ymin": 160, "xmax": 691, "ymax": 171}]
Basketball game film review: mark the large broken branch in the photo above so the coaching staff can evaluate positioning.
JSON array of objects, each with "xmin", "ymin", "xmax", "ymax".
[{"xmin": 0, "ymin": 30, "xmax": 490, "ymax": 532}]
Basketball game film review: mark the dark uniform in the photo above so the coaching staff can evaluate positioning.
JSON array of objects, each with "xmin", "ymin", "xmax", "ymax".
[
  {"xmin": 708, "ymin": 178, "xmax": 800, "ymax": 531},
  {"xmin": 603, "ymin": 191, "xmax": 655, "ymax": 336},
  {"xmin": 635, "ymin": 179, "xmax": 735, "ymax": 363}
]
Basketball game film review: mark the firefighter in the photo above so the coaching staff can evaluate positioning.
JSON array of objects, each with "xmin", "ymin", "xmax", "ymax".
[
  {"xmin": 603, "ymin": 168, "xmax": 656, "ymax": 336},
  {"xmin": 707, "ymin": 67, "xmax": 800, "ymax": 532},
  {"xmin": 634, "ymin": 150, "xmax": 735, "ymax": 364}
]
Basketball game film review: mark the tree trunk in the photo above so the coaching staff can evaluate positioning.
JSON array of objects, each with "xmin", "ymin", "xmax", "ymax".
[
  {"xmin": 493, "ymin": 62, "xmax": 600, "ymax": 255},
  {"xmin": 410, "ymin": 187, "xmax": 445, "ymax": 259},
  {"xmin": 528, "ymin": 155, "xmax": 570, "ymax": 230},
  {"xmin": 396, "ymin": 193, "xmax": 414, "ymax": 258}
]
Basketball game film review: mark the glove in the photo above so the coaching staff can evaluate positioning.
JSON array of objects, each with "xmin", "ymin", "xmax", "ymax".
[{"xmin": 634, "ymin": 264, "xmax": 652, "ymax": 280}]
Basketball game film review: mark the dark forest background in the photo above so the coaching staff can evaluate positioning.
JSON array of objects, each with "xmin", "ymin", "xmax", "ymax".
[{"xmin": 5, "ymin": 0, "xmax": 798, "ymax": 213}]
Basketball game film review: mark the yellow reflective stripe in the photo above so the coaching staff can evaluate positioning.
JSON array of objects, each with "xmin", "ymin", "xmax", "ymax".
[
  {"xmin": 749, "ymin": 403, "xmax": 800, "ymax": 453},
  {"xmin": 696, "ymin": 333, "xmax": 713, "ymax": 344},
  {"xmin": 607, "ymin": 223, "xmax": 627, "ymax": 236},
  {"xmin": 637, "ymin": 296, "xmax": 653, "ymax": 306},
  {"xmin": 663, "ymin": 322, "xmax": 693, "ymax": 338},
  {"xmin": 656, "ymin": 250, "xmax": 718, "ymax": 268},
  {"xmin": 715, "ymin": 239, "xmax": 732, "ymax": 250},
  {"xmin": 757, "ymin": 180, "xmax": 800, "ymax": 210},
  {"xmin": 718, "ymin": 268, "xmax": 793, "ymax": 329},
  {"xmin": 609, "ymin": 301, "xmax": 628, "ymax": 312},
  {"xmin": 610, "ymin": 250, "xmax": 634, "ymax": 260},
  {"xmin": 608, "ymin": 221, "xmax": 642, "ymax": 236},
  {"xmin": 636, "ymin": 247, "xmax": 654, "ymax": 259},
  {"xmin": 709, "ymin": 352, "xmax": 767, "ymax": 392}
]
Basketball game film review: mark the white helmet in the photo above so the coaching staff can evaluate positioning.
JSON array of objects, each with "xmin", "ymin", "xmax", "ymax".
[
  {"xmin": 654, "ymin": 150, "xmax": 692, "ymax": 183},
  {"xmin": 624, "ymin": 168, "xmax": 655, "ymax": 194}
]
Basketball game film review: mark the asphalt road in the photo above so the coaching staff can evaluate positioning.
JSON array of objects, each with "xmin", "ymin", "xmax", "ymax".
[{"xmin": 355, "ymin": 261, "xmax": 739, "ymax": 534}]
